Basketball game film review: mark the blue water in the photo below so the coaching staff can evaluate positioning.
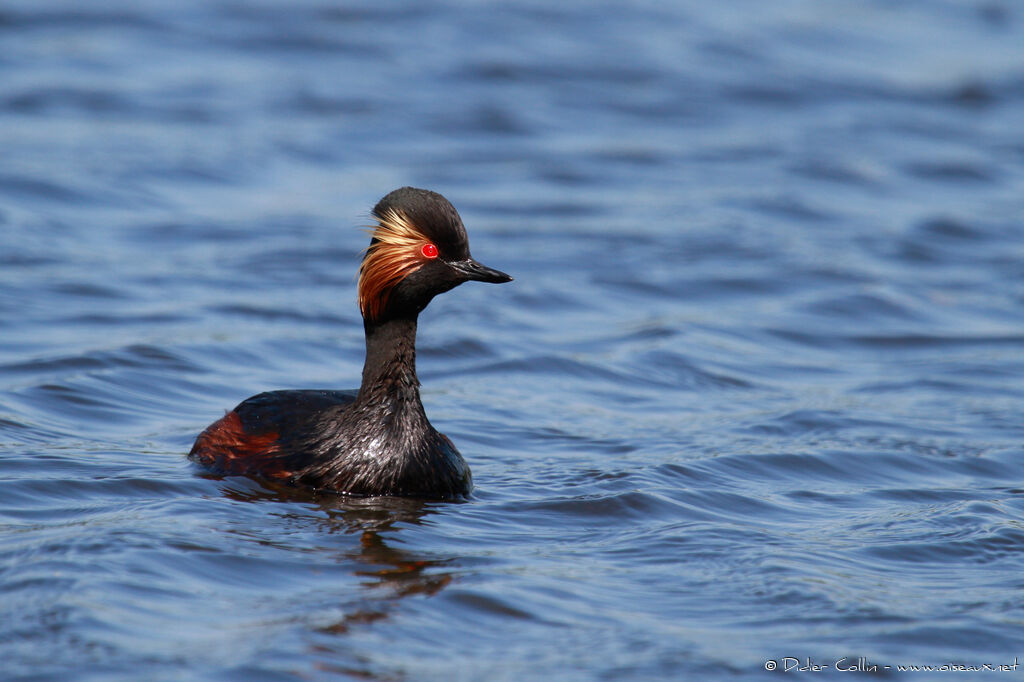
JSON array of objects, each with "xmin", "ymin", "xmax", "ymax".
[{"xmin": 3, "ymin": 1, "xmax": 1024, "ymax": 679}]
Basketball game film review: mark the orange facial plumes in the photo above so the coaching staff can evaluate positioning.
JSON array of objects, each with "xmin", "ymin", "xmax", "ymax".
[{"xmin": 358, "ymin": 208, "xmax": 432, "ymax": 321}]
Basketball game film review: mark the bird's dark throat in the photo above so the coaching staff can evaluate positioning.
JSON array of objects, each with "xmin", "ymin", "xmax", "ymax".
[{"xmin": 357, "ymin": 316, "xmax": 424, "ymax": 415}]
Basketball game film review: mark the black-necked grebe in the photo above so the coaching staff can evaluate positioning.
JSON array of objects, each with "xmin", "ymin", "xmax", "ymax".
[{"xmin": 189, "ymin": 187, "xmax": 512, "ymax": 498}]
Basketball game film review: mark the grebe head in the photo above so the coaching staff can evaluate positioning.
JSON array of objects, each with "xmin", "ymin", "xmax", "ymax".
[{"xmin": 358, "ymin": 187, "xmax": 512, "ymax": 323}]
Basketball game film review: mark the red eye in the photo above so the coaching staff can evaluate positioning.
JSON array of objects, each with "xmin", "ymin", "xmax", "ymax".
[{"xmin": 421, "ymin": 243, "xmax": 439, "ymax": 259}]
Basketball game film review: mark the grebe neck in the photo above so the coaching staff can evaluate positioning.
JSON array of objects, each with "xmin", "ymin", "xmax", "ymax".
[{"xmin": 357, "ymin": 316, "xmax": 423, "ymax": 412}]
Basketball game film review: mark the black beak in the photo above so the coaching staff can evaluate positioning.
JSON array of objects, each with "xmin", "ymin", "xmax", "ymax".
[{"xmin": 450, "ymin": 258, "xmax": 513, "ymax": 284}]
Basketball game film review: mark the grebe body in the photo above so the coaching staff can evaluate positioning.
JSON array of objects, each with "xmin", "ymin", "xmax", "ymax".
[{"xmin": 190, "ymin": 187, "xmax": 511, "ymax": 498}]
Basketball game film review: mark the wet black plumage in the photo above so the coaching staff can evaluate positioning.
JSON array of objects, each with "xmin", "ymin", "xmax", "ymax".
[{"xmin": 189, "ymin": 187, "xmax": 512, "ymax": 498}]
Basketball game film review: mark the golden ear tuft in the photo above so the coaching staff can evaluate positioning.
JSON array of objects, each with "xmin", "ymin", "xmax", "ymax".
[{"xmin": 358, "ymin": 208, "xmax": 432, "ymax": 321}]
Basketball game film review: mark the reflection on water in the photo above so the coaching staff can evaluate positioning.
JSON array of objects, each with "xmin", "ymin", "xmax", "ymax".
[
  {"xmin": 226, "ymin": 477, "xmax": 454, "ymax": 606},
  {"xmin": 220, "ymin": 481, "xmax": 455, "ymax": 634},
  {"xmin": 322, "ymin": 502, "xmax": 454, "ymax": 636}
]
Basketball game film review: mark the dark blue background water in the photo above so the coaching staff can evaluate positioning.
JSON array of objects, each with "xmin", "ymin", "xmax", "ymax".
[{"xmin": 2, "ymin": 1, "xmax": 1024, "ymax": 679}]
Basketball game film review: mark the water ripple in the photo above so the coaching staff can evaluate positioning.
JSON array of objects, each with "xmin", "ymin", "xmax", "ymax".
[{"xmin": 3, "ymin": 1, "xmax": 1024, "ymax": 679}]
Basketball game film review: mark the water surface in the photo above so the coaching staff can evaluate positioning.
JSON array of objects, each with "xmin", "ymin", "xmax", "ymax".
[{"xmin": 2, "ymin": 1, "xmax": 1024, "ymax": 680}]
